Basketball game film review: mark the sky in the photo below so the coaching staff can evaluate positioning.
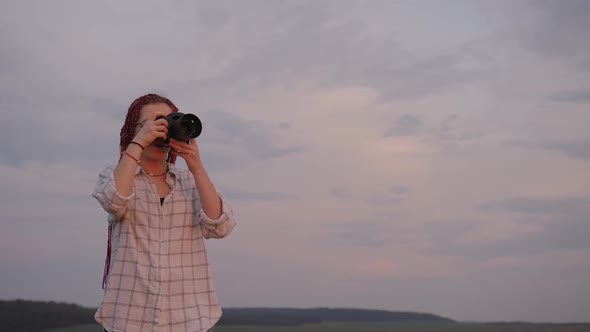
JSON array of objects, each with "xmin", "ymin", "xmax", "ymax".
[{"xmin": 1, "ymin": 0, "xmax": 589, "ymax": 323}]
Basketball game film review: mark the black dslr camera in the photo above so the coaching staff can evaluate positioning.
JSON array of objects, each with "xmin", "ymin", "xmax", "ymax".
[{"xmin": 154, "ymin": 112, "xmax": 202, "ymax": 145}]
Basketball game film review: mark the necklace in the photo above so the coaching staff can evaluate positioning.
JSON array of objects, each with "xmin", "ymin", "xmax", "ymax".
[{"xmin": 142, "ymin": 164, "xmax": 169, "ymax": 177}]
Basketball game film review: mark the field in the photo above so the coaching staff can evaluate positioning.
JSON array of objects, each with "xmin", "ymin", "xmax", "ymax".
[{"xmin": 43, "ymin": 322, "xmax": 590, "ymax": 332}]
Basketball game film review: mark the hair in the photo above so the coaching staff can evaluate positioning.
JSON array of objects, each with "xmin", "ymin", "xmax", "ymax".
[{"xmin": 119, "ymin": 93, "xmax": 179, "ymax": 165}]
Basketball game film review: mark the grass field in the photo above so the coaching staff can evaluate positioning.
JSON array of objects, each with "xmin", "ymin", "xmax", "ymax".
[{"xmin": 43, "ymin": 322, "xmax": 590, "ymax": 332}]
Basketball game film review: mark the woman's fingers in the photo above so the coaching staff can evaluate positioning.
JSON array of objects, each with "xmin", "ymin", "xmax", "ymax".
[
  {"xmin": 155, "ymin": 125, "xmax": 168, "ymax": 134},
  {"xmin": 154, "ymin": 118, "xmax": 169, "ymax": 127}
]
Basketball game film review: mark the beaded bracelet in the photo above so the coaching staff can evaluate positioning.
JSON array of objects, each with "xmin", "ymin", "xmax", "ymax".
[{"xmin": 129, "ymin": 141, "xmax": 145, "ymax": 150}]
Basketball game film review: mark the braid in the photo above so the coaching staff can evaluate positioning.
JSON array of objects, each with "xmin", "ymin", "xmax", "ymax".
[
  {"xmin": 103, "ymin": 93, "xmax": 179, "ymax": 288},
  {"xmin": 118, "ymin": 93, "xmax": 179, "ymax": 164}
]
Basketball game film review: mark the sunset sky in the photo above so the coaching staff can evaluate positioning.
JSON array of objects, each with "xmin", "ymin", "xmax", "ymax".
[{"xmin": 1, "ymin": 0, "xmax": 589, "ymax": 323}]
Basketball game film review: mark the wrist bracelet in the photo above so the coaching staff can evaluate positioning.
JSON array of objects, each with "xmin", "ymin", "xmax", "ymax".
[
  {"xmin": 129, "ymin": 141, "xmax": 145, "ymax": 150},
  {"xmin": 122, "ymin": 151, "xmax": 140, "ymax": 164}
]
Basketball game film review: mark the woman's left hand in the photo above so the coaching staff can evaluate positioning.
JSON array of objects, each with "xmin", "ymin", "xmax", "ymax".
[{"xmin": 169, "ymin": 138, "xmax": 203, "ymax": 173}]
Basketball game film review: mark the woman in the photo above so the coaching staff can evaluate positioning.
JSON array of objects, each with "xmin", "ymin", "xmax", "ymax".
[{"xmin": 92, "ymin": 93, "xmax": 236, "ymax": 332}]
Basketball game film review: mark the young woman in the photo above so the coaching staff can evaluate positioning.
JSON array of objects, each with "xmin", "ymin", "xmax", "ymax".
[{"xmin": 92, "ymin": 93, "xmax": 236, "ymax": 332}]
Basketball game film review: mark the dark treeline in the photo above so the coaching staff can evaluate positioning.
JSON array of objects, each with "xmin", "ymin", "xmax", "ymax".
[
  {"xmin": 0, "ymin": 299, "xmax": 96, "ymax": 332},
  {"xmin": 1, "ymin": 299, "xmax": 454, "ymax": 331},
  {"xmin": 217, "ymin": 307, "xmax": 455, "ymax": 325}
]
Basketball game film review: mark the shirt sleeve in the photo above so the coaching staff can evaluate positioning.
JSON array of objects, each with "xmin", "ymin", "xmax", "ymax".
[
  {"xmin": 91, "ymin": 165, "xmax": 134, "ymax": 222},
  {"xmin": 193, "ymin": 193, "xmax": 237, "ymax": 239}
]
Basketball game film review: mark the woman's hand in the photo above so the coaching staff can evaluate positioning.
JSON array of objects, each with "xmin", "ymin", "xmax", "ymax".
[
  {"xmin": 169, "ymin": 138, "xmax": 203, "ymax": 173},
  {"xmin": 133, "ymin": 114, "xmax": 169, "ymax": 147}
]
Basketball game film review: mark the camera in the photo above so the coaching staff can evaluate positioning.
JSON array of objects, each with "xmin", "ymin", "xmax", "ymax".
[{"xmin": 154, "ymin": 112, "xmax": 202, "ymax": 145}]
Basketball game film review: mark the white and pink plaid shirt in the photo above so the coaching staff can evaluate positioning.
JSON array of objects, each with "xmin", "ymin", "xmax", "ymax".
[{"xmin": 92, "ymin": 163, "xmax": 236, "ymax": 332}]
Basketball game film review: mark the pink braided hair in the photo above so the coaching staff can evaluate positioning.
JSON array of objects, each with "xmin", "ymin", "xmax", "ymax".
[{"xmin": 102, "ymin": 93, "xmax": 179, "ymax": 289}]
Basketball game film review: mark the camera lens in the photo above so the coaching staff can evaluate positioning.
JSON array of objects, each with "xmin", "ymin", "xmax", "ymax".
[
  {"xmin": 179, "ymin": 119, "xmax": 193, "ymax": 136},
  {"xmin": 166, "ymin": 113, "xmax": 202, "ymax": 142}
]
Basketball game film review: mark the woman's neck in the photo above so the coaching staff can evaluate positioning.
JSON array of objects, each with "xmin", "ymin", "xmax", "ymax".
[{"xmin": 139, "ymin": 158, "xmax": 168, "ymax": 176}]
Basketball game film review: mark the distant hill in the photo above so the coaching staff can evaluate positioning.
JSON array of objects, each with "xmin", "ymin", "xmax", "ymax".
[
  {"xmin": 217, "ymin": 307, "xmax": 455, "ymax": 325},
  {"xmin": 0, "ymin": 299, "xmax": 96, "ymax": 332},
  {"xmin": 0, "ymin": 299, "xmax": 454, "ymax": 331}
]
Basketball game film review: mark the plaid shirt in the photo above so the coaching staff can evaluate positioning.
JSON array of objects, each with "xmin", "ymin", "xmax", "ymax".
[{"xmin": 92, "ymin": 163, "xmax": 236, "ymax": 332}]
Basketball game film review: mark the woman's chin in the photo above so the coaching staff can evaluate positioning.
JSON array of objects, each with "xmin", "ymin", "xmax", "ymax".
[
  {"xmin": 150, "ymin": 141, "xmax": 168, "ymax": 149},
  {"xmin": 145, "ymin": 146, "xmax": 169, "ymax": 159}
]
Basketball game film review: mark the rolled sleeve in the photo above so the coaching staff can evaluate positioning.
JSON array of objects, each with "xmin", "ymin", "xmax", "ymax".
[
  {"xmin": 91, "ymin": 165, "xmax": 134, "ymax": 221},
  {"xmin": 194, "ymin": 193, "xmax": 236, "ymax": 239}
]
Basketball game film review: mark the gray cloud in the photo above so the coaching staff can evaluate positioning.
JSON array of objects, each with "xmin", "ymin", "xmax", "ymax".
[
  {"xmin": 517, "ymin": 0, "xmax": 590, "ymax": 59},
  {"xmin": 384, "ymin": 114, "xmax": 422, "ymax": 137},
  {"xmin": 366, "ymin": 195, "xmax": 403, "ymax": 206},
  {"xmin": 161, "ymin": 2, "xmax": 492, "ymax": 102},
  {"xmin": 279, "ymin": 122, "xmax": 291, "ymax": 130},
  {"xmin": 479, "ymin": 196, "xmax": 590, "ymax": 216},
  {"xmin": 319, "ymin": 218, "xmax": 403, "ymax": 248},
  {"xmin": 357, "ymin": 184, "xmax": 411, "ymax": 206},
  {"xmin": 424, "ymin": 214, "xmax": 590, "ymax": 260},
  {"xmin": 432, "ymin": 114, "xmax": 482, "ymax": 143},
  {"xmin": 329, "ymin": 184, "xmax": 409, "ymax": 204},
  {"xmin": 506, "ymin": 139, "xmax": 590, "ymax": 161},
  {"xmin": 0, "ymin": 94, "xmax": 125, "ymax": 168},
  {"xmin": 390, "ymin": 185, "xmax": 410, "ymax": 194},
  {"xmin": 424, "ymin": 196, "xmax": 590, "ymax": 259},
  {"xmin": 325, "ymin": 227, "xmax": 392, "ymax": 247},
  {"xmin": 550, "ymin": 90, "xmax": 590, "ymax": 103},
  {"xmin": 367, "ymin": 53, "xmax": 482, "ymax": 101},
  {"xmin": 221, "ymin": 189, "xmax": 298, "ymax": 202},
  {"xmin": 255, "ymin": 146, "xmax": 307, "ymax": 159},
  {"xmin": 436, "ymin": 126, "xmax": 462, "ymax": 141},
  {"xmin": 330, "ymin": 186, "xmax": 354, "ymax": 199},
  {"xmin": 198, "ymin": 150, "xmax": 244, "ymax": 172},
  {"xmin": 579, "ymin": 58, "xmax": 590, "ymax": 72},
  {"xmin": 366, "ymin": 184, "xmax": 409, "ymax": 206},
  {"xmin": 201, "ymin": 110, "xmax": 307, "ymax": 161},
  {"xmin": 391, "ymin": 195, "xmax": 590, "ymax": 261}
]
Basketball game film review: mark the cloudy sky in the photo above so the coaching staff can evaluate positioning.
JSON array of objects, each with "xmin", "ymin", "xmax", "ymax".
[{"xmin": 1, "ymin": 0, "xmax": 590, "ymax": 323}]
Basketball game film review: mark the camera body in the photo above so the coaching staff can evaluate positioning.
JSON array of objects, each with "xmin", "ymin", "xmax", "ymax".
[{"xmin": 154, "ymin": 112, "xmax": 202, "ymax": 145}]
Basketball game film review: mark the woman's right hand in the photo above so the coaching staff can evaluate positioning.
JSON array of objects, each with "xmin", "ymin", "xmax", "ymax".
[{"xmin": 132, "ymin": 114, "xmax": 169, "ymax": 147}]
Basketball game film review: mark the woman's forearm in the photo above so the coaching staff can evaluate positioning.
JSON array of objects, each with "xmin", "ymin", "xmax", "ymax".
[
  {"xmin": 113, "ymin": 144, "xmax": 142, "ymax": 196},
  {"xmin": 191, "ymin": 161, "xmax": 222, "ymax": 219}
]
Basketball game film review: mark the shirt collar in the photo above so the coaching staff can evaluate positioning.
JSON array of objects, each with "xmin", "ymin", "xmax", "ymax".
[{"xmin": 167, "ymin": 163, "xmax": 181, "ymax": 177}]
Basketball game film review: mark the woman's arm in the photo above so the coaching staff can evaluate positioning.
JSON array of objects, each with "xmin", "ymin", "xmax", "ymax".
[
  {"xmin": 191, "ymin": 161, "xmax": 222, "ymax": 219},
  {"xmin": 191, "ymin": 160, "xmax": 236, "ymax": 239},
  {"xmin": 92, "ymin": 165, "xmax": 133, "ymax": 218},
  {"xmin": 169, "ymin": 138, "xmax": 237, "ymax": 239},
  {"xmin": 113, "ymin": 113, "xmax": 169, "ymax": 196}
]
